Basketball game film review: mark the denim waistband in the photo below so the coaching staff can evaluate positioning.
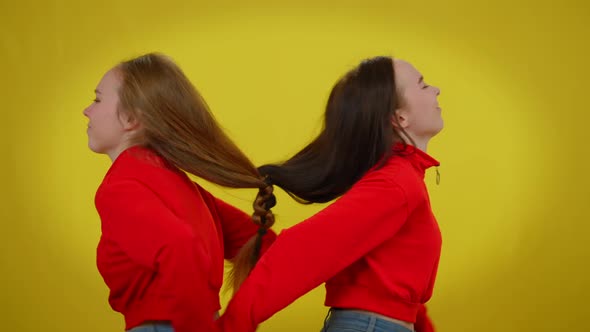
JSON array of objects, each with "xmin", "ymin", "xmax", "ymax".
[{"xmin": 323, "ymin": 308, "xmax": 414, "ymax": 332}]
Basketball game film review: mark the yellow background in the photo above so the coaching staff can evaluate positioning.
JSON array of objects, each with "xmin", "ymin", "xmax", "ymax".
[{"xmin": 1, "ymin": 0, "xmax": 588, "ymax": 331}]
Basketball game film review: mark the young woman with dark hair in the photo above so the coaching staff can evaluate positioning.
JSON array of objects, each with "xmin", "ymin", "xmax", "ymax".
[{"xmin": 219, "ymin": 56, "xmax": 444, "ymax": 332}]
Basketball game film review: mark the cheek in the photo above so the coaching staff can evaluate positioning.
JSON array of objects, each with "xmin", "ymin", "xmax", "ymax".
[
  {"xmin": 418, "ymin": 94, "xmax": 433, "ymax": 108},
  {"xmin": 407, "ymin": 91, "xmax": 430, "ymax": 111}
]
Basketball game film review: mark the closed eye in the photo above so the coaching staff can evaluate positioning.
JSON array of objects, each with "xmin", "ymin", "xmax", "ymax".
[{"xmin": 418, "ymin": 76, "xmax": 428, "ymax": 89}]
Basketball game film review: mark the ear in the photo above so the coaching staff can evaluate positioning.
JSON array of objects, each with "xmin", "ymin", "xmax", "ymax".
[
  {"xmin": 391, "ymin": 109, "xmax": 410, "ymax": 129},
  {"xmin": 120, "ymin": 112, "xmax": 141, "ymax": 131},
  {"xmin": 123, "ymin": 117, "xmax": 141, "ymax": 131}
]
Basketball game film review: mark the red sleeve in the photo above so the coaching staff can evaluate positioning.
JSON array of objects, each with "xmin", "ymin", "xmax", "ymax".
[
  {"xmin": 415, "ymin": 304, "xmax": 436, "ymax": 332},
  {"xmin": 217, "ymin": 173, "xmax": 410, "ymax": 332},
  {"xmin": 195, "ymin": 184, "xmax": 277, "ymax": 260},
  {"xmin": 96, "ymin": 180, "xmax": 218, "ymax": 332}
]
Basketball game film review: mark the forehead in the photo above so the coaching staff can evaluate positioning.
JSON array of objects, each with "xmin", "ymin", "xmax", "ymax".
[
  {"xmin": 393, "ymin": 59, "xmax": 421, "ymax": 90},
  {"xmin": 96, "ymin": 68, "xmax": 121, "ymax": 93}
]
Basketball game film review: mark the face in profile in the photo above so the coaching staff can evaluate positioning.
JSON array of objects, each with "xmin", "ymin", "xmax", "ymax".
[
  {"xmin": 393, "ymin": 59, "xmax": 443, "ymax": 141},
  {"xmin": 83, "ymin": 69, "xmax": 134, "ymax": 160}
]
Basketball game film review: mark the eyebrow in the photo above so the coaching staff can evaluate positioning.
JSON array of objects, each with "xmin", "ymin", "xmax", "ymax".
[
  {"xmin": 94, "ymin": 89, "xmax": 102, "ymax": 94},
  {"xmin": 418, "ymin": 76, "xmax": 424, "ymax": 84}
]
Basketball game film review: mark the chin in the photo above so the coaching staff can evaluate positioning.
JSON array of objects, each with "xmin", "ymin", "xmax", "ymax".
[
  {"xmin": 87, "ymin": 142, "xmax": 103, "ymax": 154},
  {"xmin": 435, "ymin": 120, "xmax": 444, "ymax": 134},
  {"xmin": 429, "ymin": 125, "xmax": 444, "ymax": 138}
]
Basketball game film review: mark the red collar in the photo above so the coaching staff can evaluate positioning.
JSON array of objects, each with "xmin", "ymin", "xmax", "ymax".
[
  {"xmin": 107, "ymin": 145, "xmax": 172, "ymax": 174},
  {"xmin": 392, "ymin": 142, "xmax": 440, "ymax": 176}
]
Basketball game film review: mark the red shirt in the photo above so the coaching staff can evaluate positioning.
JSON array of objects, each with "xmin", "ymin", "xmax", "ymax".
[
  {"xmin": 218, "ymin": 145, "xmax": 441, "ymax": 332},
  {"xmin": 94, "ymin": 146, "xmax": 276, "ymax": 332}
]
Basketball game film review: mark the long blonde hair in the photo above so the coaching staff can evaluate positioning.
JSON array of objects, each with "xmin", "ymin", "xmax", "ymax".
[{"xmin": 116, "ymin": 52, "xmax": 271, "ymax": 291}]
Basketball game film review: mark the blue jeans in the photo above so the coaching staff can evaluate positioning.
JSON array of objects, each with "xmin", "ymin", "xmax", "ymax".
[
  {"xmin": 321, "ymin": 309, "xmax": 414, "ymax": 332},
  {"xmin": 127, "ymin": 323, "xmax": 174, "ymax": 332}
]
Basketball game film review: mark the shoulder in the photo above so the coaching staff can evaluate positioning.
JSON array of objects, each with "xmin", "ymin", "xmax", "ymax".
[
  {"xmin": 369, "ymin": 155, "xmax": 420, "ymax": 185},
  {"xmin": 96, "ymin": 146, "xmax": 189, "ymax": 204},
  {"xmin": 362, "ymin": 155, "xmax": 426, "ymax": 203},
  {"xmin": 102, "ymin": 146, "xmax": 184, "ymax": 186}
]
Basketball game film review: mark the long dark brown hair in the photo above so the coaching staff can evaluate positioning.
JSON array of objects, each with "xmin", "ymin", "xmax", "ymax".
[
  {"xmin": 115, "ymin": 52, "xmax": 270, "ymax": 291},
  {"xmin": 260, "ymin": 56, "xmax": 414, "ymax": 204}
]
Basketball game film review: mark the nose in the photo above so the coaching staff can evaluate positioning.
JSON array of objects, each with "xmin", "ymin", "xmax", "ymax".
[
  {"xmin": 434, "ymin": 86, "xmax": 441, "ymax": 96},
  {"xmin": 83, "ymin": 104, "xmax": 90, "ymax": 117}
]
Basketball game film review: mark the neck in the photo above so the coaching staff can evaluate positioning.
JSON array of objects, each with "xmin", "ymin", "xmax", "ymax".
[
  {"xmin": 402, "ymin": 136, "xmax": 429, "ymax": 152},
  {"xmin": 107, "ymin": 142, "xmax": 135, "ymax": 162}
]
